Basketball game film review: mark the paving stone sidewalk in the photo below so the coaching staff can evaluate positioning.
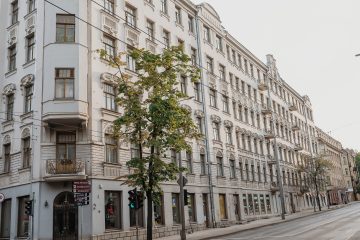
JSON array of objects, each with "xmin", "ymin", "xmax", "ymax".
[{"xmin": 158, "ymin": 202, "xmax": 358, "ymax": 240}]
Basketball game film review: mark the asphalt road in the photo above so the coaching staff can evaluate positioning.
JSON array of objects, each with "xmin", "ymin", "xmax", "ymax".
[{"xmin": 211, "ymin": 203, "xmax": 360, "ymax": 240}]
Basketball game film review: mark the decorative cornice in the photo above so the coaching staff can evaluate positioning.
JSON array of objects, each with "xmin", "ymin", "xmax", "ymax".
[
  {"xmin": 100, "ymin": 72, "xmax": 119, "ymax": 86},
  {"xmin": 20, "ymin": 74, "xmax": 34, "ymax": 87},
  {"xmin": 210, "ymin": 114, "xmax": 221, "ymax": 123}
]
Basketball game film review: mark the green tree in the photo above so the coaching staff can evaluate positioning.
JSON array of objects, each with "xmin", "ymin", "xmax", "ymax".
[
  {"xmin": 98, "ymin": 46, "xmax": 200, "ymax": 240},
  {"xmin": 298, "ymin": 155, "xmax": 332, "ymax": 211}
]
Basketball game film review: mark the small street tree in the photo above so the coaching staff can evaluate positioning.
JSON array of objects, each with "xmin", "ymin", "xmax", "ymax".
[
  {"xmin": 298, "ymin": 155, "xmax": 332, "ymax": 211},
  {"xmin": 98, "ymin": 46, "xmax": 201, "ymax": 240}
]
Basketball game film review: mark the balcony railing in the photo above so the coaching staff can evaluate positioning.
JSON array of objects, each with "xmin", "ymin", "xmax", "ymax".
[
  {"xmin": 261, "ymin": 105, "xmax": 272, "ymax": 115},
  {"xmin": 289, "ymin": 103, "xmax": 297, "ymax": 112},
  {"xmin": 258, "ymin": 81, "xmax": 268, "ymax": 91},
  {"xmin": 264, "ymin": 129, "xmax": 275, "ymax": 139},
  {"xmin": 45, "ymin": 159, "xmax": 86, "ymax": 182},
  {"xmin": 294, "ymin": 144, "xmax": 303, "ymax": 151},
  {"xmin": 292, "ymin": 124, "xmax": 300, "ymax": 131}
]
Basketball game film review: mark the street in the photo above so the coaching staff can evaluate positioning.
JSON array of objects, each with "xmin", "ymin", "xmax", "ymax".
[{"xmin": 210, "ymin": 203, "xmax": 360, "ymax": 240}]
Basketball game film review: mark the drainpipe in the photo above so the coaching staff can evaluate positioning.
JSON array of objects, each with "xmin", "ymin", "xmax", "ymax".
[{"xmin": 195, "ymin": 8, "xmax": 216, "ymax": 228}]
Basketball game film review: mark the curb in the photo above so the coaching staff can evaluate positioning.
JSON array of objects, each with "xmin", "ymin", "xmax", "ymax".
[{"xmin": 197, "ymin": 203, "xmax": 358, "ymax": 240}]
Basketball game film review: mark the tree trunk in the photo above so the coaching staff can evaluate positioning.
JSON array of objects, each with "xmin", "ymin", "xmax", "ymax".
[
  {"xmin": 147, "ymin": 146, "xmax": 155, "ymax": 240},
  {"xmin": 146, "ymin": 190, "xmax": 153, "ymax": 240},
  {"xmin": 315, "ymin": 176, "xmax": 321, "ymax": 211}
]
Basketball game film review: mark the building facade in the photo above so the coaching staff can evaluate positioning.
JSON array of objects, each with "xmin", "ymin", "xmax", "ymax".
[{"xmin": 0, "ymin": 0, "xmax": 346, "ymax": 239}]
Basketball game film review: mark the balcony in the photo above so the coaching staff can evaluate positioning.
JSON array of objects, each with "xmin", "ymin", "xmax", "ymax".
[
  {"xmin": 289, "ymin": 103, "xmax": 297, "ymax": 112},
  {"xmin": 292, "ymin": 124, "xmax": 300, "ymax": 131},
  {"xmin": 270, "ymin": 182, "xmax": 280, "ymax": 193},
  {"xmin": 264, "ymin": 129, "xmax": 275, "ymax": 139},
  {"xmin": 44, "ymin": 159, "xmax": 86, "ymax": 182},
  {"xmin": 261, "ymin": 105, "xmax": 272, "ymax": 115},
  {"xmin": 258, "ymin": 81, "xmax": 268, "ymax": 91},
  {"xmin": 294, "ymin": 144, "xmax": 303, "ymax": 151}
]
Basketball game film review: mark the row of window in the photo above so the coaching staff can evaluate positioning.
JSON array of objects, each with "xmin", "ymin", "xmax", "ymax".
[{"xmin": 8, "ymin": 0, "xmax": 36, "ymax": 26}]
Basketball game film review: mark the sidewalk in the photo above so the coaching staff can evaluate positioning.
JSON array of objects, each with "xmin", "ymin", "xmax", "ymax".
[{"xmin": 158, "ymin": 202, "xmax": 359, "ymax": 240}]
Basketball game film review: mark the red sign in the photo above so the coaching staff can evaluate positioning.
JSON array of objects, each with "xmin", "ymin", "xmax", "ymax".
[{"xmin": 73, "ymin": 180, "xmax": 91, "ymax": 193}]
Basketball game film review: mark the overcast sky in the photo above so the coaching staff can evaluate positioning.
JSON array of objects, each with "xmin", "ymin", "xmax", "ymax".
[{"xmin": 192, "ymin": 0, "xmax": 360, "ymax": 151}]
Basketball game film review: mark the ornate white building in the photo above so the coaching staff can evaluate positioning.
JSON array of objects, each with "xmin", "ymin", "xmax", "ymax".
[{"xmin": 0, "ymin": 0, "xmax": 332, "ymax": 239}]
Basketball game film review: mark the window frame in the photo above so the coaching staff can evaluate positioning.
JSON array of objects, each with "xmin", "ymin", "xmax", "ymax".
[
  {"xmin": 55, "ymin": 68, "xmax": 75, "ymax": 99},
  {"xmin": 56, "ymin": 14, "xmax": 75, "ymax": 43}
]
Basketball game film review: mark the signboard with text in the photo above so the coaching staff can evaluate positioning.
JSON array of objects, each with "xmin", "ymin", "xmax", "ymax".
[{"xmin": 73, "ymin": 181, "xmax": 91, "ymax": 206}]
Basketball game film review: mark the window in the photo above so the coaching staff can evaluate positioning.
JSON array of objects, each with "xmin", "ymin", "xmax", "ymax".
[
  {"xmin": 200, "ymin": 153, "xmax": 206, "ymax": 175},
  {"xmin": 248, "ymin": 194, "xmax": 254, "ymax": 215},
  {"xmin": 170, "ymin": 149, "xmax": 180, "ymax": 166},
  {"xmin": 56, "ymin": 14, "xmax": 75, "ymax": 42},
  {"xmin": 186, "ymin": 151, "xmax": 193, "ymax": 173},
  {"xmin": 6, "ymin": 94, "xmax": 14, "ymax": 121},
  {"xmin": 175, "ymin": 6, "xmax": 182, "ymax": 25},
  {"xmin": 126, "ymin": 45, "xmax": 136, "ymax": 71},
  {"xmin": 104, "ymin": 83, "xmax": 116, "ymax": 111},
  {"xmin": 238, "ymin": 105, "xmax": 243, "ymax": 121},
  {"xmin": 146, "ymin": 20, "xmax": 154, "ymax": 40},
  {"xmin": 232, "ymin": 50, "xmax": 237, "ymax": 64},
  {"xmin": 11, "ymin": 0, "xmax": 18, "ymax": 25},
  {"xmin": 204, "ymin": 25, "xmax": 211, "ymax": 43},
  {"xmin": 188, "ymin": 193, "xmax": 196, "ymax": 222},
  {"xmin": 105, "ymin": 134, "xmax": 117, "ymax": 163},
  {"xmin": 180, "ymin": 76, "xmax": 187, "ymax": 95},
  {"xmin": 163, "ymin": 30, "xmax": 170, "ymax": 48},
  {"xmin": 3, "ymin": 144, "xmax": 11, "ymax": 173},
  {"xmin": 172, "ymin": 193, "xmax": 180, "ymax": 223},
  {"xmin": 219, "ymin": 64, "xmax": 225, "ymax": 81},
  {"xmin": 257, "ymin": 165, "xmax": 261, "ymax": 182},
  {"xmin": 209, "ymin": 89, "xmax": 217, "ymax": 108},
  {"xmin": 225, "ymin": 127, "xmax": 232, "ymax": 145},
  {"xmin": 105, "ymin": 191, "xmax": 122, "ymax": 229},
  {"xmin": 219, "ymin": 194, "xmax": 227, "ymax": 219},
  {"xmin": 103, "ymin": 35, "xmax": 116, "ymax": 59},
  {"xmin": 57, "ymin": 133, "xmax": 76, "ymax": 162},
  {"xmin": 160, "ymin": 0, "xmax": 168, "ymax": 14},
  {"xmin": 194, "ymin": 82, "xmax": 201, "ymax": 102},
  {"xmin": 239, "ymin": 162, "xmax": 243, "ymax": 180},
  {"xmin": 17, "ymin": 196, "xmax": 30, "ymax": 238},
  {"xmin": 191, "ymin": 48, "xmax": 197, "ymax": 66},
  {"xmin": 8, "ymin": 44, "xmax": 16, "ymax": 72},
  {"xmin": 55, "ymin": 68, "xmax": 74, "ymax": 99},
  {"xmin": 22, "ymin": 137, "xmax": 31, "ymax": 168},
  {"xmin": 216, "ymin": 156, "xmax": 224, "ymax": 176},
  {"xmin": 222, "ymin": 95, "xmax": 229, "ymax": 113},
  {"xmin": 206, "ymin": 56, "xmax": 214, "ymax": 73},
  {"xmin": 266, "ymin": 195, "xmax": 271, "ymax": 213},
  {"xmin": 254, "ymin": 195, "xmax": 259, "ymax": 214},
  {"xmin": 196, "ymin": 117, "xmax": 203, "ymax": 134},
  {"xmin": 26, "ymin": 34, "xmax": 35, "ymax": 62},
  {"xmin": 188, "ymin": 15, "xmax": 194, "ymax": 33},
  {"xmin": 215, "ymin": 35, "xmax": 223, "ymax": 51},
  {"xmin": 245, "ymin": 163, "xmax": 249, "ymax": 180},
  {"xmin": 251, "ymin": 165, "xmax": 255, "ymax": 181},
  {"xmin": 230, "ymin": 159, "xmax": 236, "ymax": 178},
  {"xmin": 213, "ymin": 122, "xmax": 220, "ymax": 141},
  {"xmin": 130, "ymin": 144, "xmax": 140, "ymax": 160},
  {"xmin": 28, "ymin": 0, "xmax": 35, "ymax": 13},
  {"xmin": 154, "ymin": 196, "xmax": 164, "ymax": 225},
  {"xmin": 104, "ymin": 0, "xmax": 115, "ymax": 13},
  {"xmin": 0, "ymin": 199, "xmax": 11, "ymax": 238},
  {"xmin": 243, "ymin": 194, "xmax": 248, "ymax": 215},
  {"xmin": 244, "ymin": 59, "xmax": 248, "ymax": 74}
]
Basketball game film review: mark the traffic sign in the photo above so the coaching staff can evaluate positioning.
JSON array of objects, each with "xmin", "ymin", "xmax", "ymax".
[
  {"xmin": 0, "ymin": 193, "xmax": 4, "ymax": 203},
  {"xmin": 177, "ymin": 176, "xmax": 188, "ymax": 187}
]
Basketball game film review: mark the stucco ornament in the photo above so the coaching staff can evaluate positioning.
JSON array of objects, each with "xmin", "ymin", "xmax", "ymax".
[
  {"xmin": 100, "ymin": 73, "xmax": 119, "ymax": 86},
  {"xmin": 3, "ymin": 135, "xmax": 11, "ymax": 145},
  {"xmin": 3, "ymin": 83, "xmax": 16, "ymax": 96},
  {"xmin": 210, "ymin": 114, "xmax": 221, "ymax": 123},
  {"xmin": 20, "ymin": 74, "xmax": 35, "ymax": 87},
  {"xmin": 21, "ymin": 128, "xmax": 31, "ymax": 138},
  {"xmin": 224, "ymin": 120, "xmax": 233, "ymax": 128}
]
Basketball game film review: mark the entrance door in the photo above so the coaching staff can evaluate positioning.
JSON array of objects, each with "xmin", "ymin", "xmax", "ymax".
[
  {"xmin": 202, "ymin": 194, "xmax": 209, "ymax": 227},
  {"xmin": 53, "ymin": 192, "xmax": 78, "ymax": 240}
]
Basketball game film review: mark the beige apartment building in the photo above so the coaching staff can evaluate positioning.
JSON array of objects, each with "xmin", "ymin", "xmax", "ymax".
[{"xmin": 0, "ymin": 0, "xmax": 354, "ymax": 239}]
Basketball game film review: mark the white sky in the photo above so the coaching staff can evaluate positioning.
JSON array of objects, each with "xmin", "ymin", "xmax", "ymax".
[{"xmin": 192, "ymin": 0, "xmax": 360, "ymax": 151}]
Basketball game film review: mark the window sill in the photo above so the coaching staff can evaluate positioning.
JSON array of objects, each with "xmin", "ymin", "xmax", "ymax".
[
  {"xmin": 216, "ymin": 176, "xmax": 226, "ymax": 179},
  {"xmin": 5, "ymin": 69, "xmax": 17, "ymax": 77},
  {"xmin": 0, "ymin": 172, "xmax": 10, "ymax": 177},
  {"xmin": 144, "ymin": 0, "xmax": 155, "ymax": 10},
  {"xmin": 2, "ymin": 120, "xmax": 14, "ymax": 128},
  {"xmin": 23, "ymin": 59, "xmax": 35, "ymax": 68},
  {"xmin": 175, "ymin": 22, "xmax": 184, "ymax": 31},
  {"xmin": 20, "ymin": 111, "xmax": 34, "ymax": 121},
  {"xmin": 7, "ymin": 21, "xmax": 19, "ymax": 30},
  {"xmin": 101, "ymin": 108, "xmax": 120, "ymax": 117},
  {"xmin": 160, "ymin": 11, "xmax": 170, "ymax": 21},
  {"xmin": 53, "ymin": 98, "xmax": 75, "ymax": 102},
  {"xmin": 103, "ymin": 162, "xmax": 122, "ymax": 167},
  {"xmin": 18, "ymin": 167, "xmax": 31, "ymax": 173}
]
